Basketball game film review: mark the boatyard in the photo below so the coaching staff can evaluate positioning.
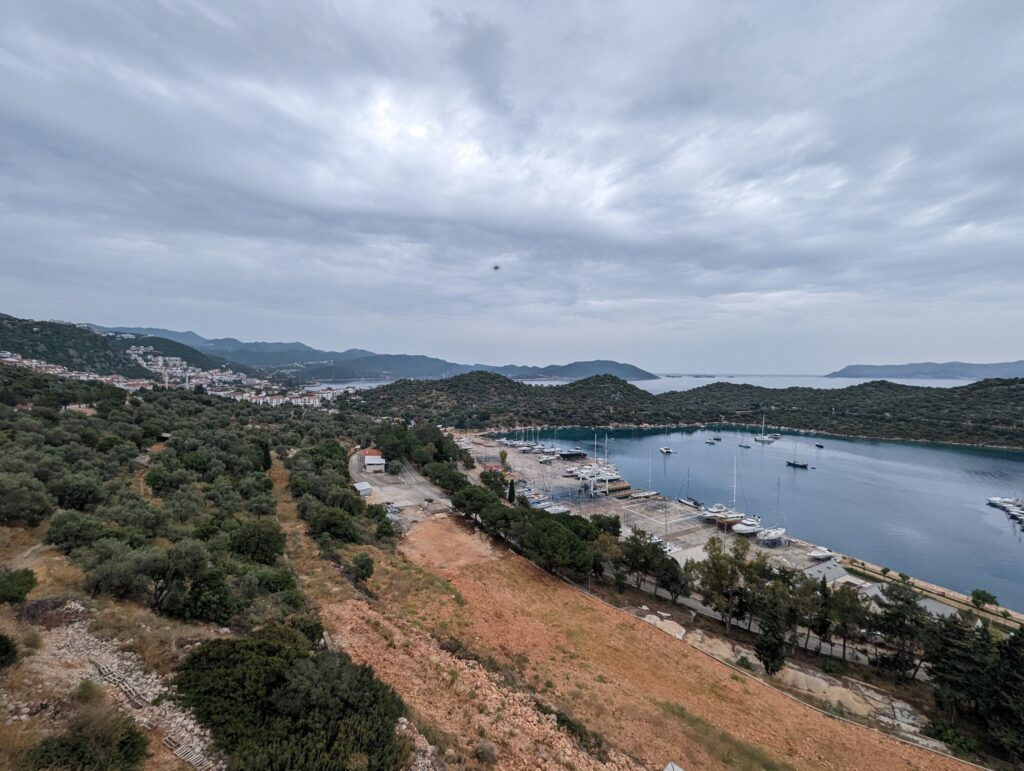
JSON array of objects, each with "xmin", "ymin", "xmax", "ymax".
[
  {"xmin": 463, "ymin": 433, "xmax": 843, "ymax": 577},
  {"xmin": 457, "ymin": 430, "xmax": 1024, "ymax": 629}
]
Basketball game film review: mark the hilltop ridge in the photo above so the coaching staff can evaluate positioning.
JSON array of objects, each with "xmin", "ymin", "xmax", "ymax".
[
  {"xmin": 354, "ymin": 372, "xmax": 1024, "ymax": 448},
  {"xmin": 92, "ymin": 323, "xmax": 660, "ymax": 381}
]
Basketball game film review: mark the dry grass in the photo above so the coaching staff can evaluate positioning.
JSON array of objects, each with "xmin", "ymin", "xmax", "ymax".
[
  {"xmin": 395, "ymin": 517, "xmax": 970, "ymax": 771},
  {"xmin": 88, "ymin": 603, "xmax": 218, "ymax": 675}
]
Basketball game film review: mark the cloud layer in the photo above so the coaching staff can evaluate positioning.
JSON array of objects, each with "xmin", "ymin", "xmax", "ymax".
[{"xmin": 2, "ymin": 1, "xmax": 1022, "ymax": 372}]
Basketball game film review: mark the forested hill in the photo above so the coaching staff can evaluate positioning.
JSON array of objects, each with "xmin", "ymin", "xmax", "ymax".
[
  {"xmin": 0, "ymin": 313, "xmax": 151, "ymax": 378},
  {"xmin": 300, "ymin": 356, "xmax": 658, "ymax": 382},
  {"xmin": 354, "ymin": 372, "xmax": 1024, "ymax": 449}
]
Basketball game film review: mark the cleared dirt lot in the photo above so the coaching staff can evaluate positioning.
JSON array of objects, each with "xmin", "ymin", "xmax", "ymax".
[{"xmin": 400, "ymin": 517, "xmax": 967, "ymax": 771}]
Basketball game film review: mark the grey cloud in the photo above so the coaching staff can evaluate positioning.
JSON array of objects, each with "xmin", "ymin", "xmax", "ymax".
[{"xmin": 1, "ymin": 0, "xmax": 1022, "ymax": 372}]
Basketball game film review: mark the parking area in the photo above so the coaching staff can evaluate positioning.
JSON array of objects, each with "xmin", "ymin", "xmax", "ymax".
[{"xmin": 348, "ymin": 450, "xmax": 452, "ymax": 527}]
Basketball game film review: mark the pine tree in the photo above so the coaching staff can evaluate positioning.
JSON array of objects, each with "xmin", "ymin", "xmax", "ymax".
[
  {"xmin": 812, "ymin": 576, "xmax": 832, "ymax": 652},
  {"xmin": 982, "ymin": 628, "xmax": 1024, "ymax": 760},
  {"xmin": 924, "ymin": 615, "xmax": 994, "ymax": 720},
  {"xmin": 756, "ymin": 583, "xmax": 787, "ymax": 675},
  {"xmin": 830, "ymin": 584, "xmax": 868, "ymax": 661},
  {"xmin": 874, "ymin": 578, "xmax": 927, "ymax": 679}
]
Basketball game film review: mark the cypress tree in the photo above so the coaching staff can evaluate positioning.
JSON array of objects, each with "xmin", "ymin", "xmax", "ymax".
[
  {"xmin": 507, "ymin": 479, "xmax": 516, "ymax": 503},
  {"xmin": 756, "ymin": 584, "xmax": 787, "ymax": 676}
]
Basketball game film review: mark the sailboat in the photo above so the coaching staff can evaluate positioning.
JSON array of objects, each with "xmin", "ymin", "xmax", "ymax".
[
  {"xmin": 714, "ymin": 459, "xmax": 744, "ymax": 528},
  {"xmin": 757, "ymin": 480, "xmax": 787, "ymax": 544},
  {"xmin": 753, "ymin": 415, "xmax": 775, "ymax": 444},
  {"xmin": 786, "ymin": 440, "xmax": 809, "ymax": 469}
]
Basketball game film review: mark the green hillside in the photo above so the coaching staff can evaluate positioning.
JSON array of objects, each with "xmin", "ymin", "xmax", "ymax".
[
  {"xmin": 0, "ymin": 314, "xmax": 152, "ymax": 378},
  {"xmin": 354, "ymin": 372, "xmax": 1024, "ymax": 449}
]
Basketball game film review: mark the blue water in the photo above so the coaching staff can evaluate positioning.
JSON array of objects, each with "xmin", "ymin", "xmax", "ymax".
[{"xmin": 533, "ymin": 426, "xmax": 1024, "ymax": 611}]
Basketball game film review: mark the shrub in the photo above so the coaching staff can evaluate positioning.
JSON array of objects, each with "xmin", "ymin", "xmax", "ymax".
[
  {"xmin": 74, "ymin": 678, "xmax": 104, "ymax": 704},
  {"xmin": 173, "ymin": 628, "xmax": 404, "ymax": 770},
  {"xmin": 230, "ymin": 519, "xmax": 286, "ymax": 565},
  {"xmin": 0, "ymin": 632, "xmax": 17, "ymax": 669},
  {"xmin": 351, "ymin": 553, "xmax": 374, "ymax": 585},
  {"xmin": 822, "ymin": 659, "xmax": 847, "ymax": 677},
  {"xmin": 0, "ymin": 472, "xmax": 54, "ymax": 525},
  {"xmin": 474, "ymin": 740, "xmax": 498, "ymax": 763},
  {"xmin": 46, "ymin": 510, "xmax": 111, "ymax": 553},
  {"xmin": 49, "ymin": 471, "xmax": 106, "ymax": 510},
  {"xmin": 24, "ymin": 705, "xmax": 148, "ymax": 770},
  {"xmin": 0, "ymin": 567, "xmax": 37, "ymax": 603},
  {"xmin": 923, "ymin": 720, "xmax": 978, "ymax": 756}
]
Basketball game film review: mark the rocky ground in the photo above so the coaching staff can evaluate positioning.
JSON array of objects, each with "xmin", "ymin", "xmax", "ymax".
[{"xmin": 1, "ymin": 599, "xmax": 222, "ymax": 770}]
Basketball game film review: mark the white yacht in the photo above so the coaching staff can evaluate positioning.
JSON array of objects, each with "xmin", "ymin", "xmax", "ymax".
[
  {"xmin": 542, "ymin": 503, "xmax": 570, "ymax": 515},
  {"xmin": 732, "ymin": 516, "xmax": 763, "ymax": 535},
  {"xmin": 757, "ymin": 526, "xmax": 787, "ymax": 543},
  {"xmin": 753, "ymin": 415, "xmax": 775, "ymax": 444},
  {"xmin": 659, "ymin": 446, "xmax": 674, "ymax": 454},
  {"xmin": 808, "ymin": 547, "xmax": 834, "ymax": 560}
]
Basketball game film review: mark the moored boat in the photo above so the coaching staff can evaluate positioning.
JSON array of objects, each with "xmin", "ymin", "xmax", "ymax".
[{"xmin": 732, "ymin": 515, "xmax": 763, "ymax": 535}]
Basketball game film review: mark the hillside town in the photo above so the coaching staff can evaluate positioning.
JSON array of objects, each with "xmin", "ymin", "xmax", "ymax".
[{"xmin": 0, "ymin": 348, "xmax": 350, "ymax": 407}]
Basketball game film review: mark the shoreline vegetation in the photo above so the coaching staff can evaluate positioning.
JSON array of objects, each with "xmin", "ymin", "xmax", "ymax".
[{"xmin": 352, "ymin": 371, "xmax": 1024, "ymax": 451}]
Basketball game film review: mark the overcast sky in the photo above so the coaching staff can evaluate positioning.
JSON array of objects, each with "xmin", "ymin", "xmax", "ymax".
[{"xmin": 2, "ymin": 2, "xmax": 1022, "ymax": 373}]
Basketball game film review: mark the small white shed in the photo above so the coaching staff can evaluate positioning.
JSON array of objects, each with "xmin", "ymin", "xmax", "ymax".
[{"xmin": 353, "ymin": 481, "xmax": 372, "ymax": 498}]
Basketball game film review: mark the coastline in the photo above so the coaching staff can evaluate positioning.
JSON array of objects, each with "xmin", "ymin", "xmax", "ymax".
[
  {"xmin": 477, "ymin": 429, "xmax": 1024, "ymax": 623},
  {"xmin": 488, "ymin": 420, "xmax": 1024, "ymax": 453}
]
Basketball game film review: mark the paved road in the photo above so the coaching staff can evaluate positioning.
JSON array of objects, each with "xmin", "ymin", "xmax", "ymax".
[{"xmin": 615, "ymin": 570, "xmax": 877, "ymax": 667}]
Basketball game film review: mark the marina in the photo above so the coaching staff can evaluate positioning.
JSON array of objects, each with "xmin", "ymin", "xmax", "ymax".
[{"xmin": 479, "ymin": 425, "xmax": 1024, "ymax": 614}]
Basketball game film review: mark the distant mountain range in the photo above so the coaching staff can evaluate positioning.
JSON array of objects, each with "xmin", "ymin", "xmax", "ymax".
[
  {"xmin": 827, "ymin": 361, "xmax": 1024, "ymax": 379},
  {"xmin": 88, "ymin": 324, "xmax": 660, "ymax": 381}
]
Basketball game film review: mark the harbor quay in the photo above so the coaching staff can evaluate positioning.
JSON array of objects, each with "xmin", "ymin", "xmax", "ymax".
[{"xmin": 456, "ymin": 430, "xmax": 1024, "ymax": 630}]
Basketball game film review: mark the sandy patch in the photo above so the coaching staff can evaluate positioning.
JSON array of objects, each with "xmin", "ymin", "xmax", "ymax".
[{"xmin": 402, "ymin": 518, "xmax": 500, "ymax": 569}]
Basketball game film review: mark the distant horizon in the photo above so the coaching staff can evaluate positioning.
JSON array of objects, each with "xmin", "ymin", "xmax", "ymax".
[
  {"xmin": 78, "ymin": 316, "xmax": 1020, "ymax": 377},
  {"xmin": 7, "ymin": 311, "xmax": 1016, "ymax": 378}
]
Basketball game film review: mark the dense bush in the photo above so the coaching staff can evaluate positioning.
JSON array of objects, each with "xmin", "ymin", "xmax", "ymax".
[
  {"xmin": 0, "ymin": 567, "xmax": 37, "ymax": 603},
  {"xmin": 173, "ymin": 626, "xmax": 405, "ymax": 770},
  {"xmin": 23, "ymin": 705, "xmax": 148, "ymax": 771},
  {"xmin": 0, "ymin": 472, "xmax": 54, "ymax": 525},
  {"xmin": 230, "ymin": 519, "xmax": 286, "ymax": 565},
  {"xmin": 0, "ymin": 632, "xmax": 16, "ymax": 669}
]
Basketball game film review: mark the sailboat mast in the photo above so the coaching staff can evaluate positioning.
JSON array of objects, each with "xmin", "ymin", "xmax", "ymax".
[{"xmin": 732, "ymin": 457, "xmax": 737, "ymax": 509}]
